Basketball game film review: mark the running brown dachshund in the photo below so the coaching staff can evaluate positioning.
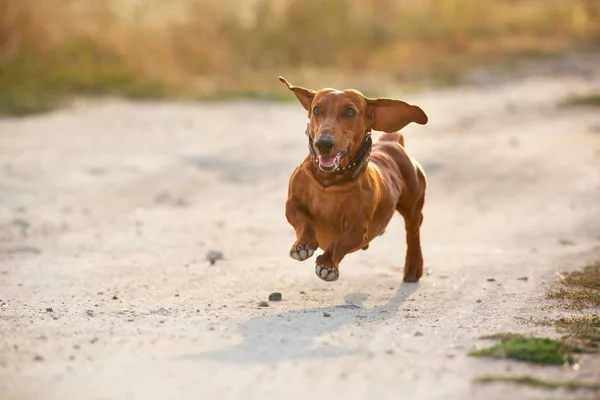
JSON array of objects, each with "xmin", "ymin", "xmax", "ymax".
[{"xmin": 279, "ymin": 76, "xmax": 429, "ymax": 283}]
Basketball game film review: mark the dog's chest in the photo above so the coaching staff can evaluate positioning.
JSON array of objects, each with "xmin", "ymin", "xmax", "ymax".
[{"xmin": 305, "ymin": 189, "xmax": 360, "ymax": 231}]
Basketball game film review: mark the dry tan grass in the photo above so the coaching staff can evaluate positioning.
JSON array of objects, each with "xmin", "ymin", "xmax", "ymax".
[
  {"xmin": 548, "ymin": 262, "xmax": 600, "ymax": 309},
  {"xmin": 1, "ymin": 0, "xmax": 599, "ymax": 113}
]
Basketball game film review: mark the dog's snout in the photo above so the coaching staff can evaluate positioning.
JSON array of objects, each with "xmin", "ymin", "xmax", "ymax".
[
  {"xmin": 314, "ymin": 135, "xmax": 335, "ymax": 154},
  {"xmin": 320, "ymin": 128, "xmax": 333, "ymax": 136}
]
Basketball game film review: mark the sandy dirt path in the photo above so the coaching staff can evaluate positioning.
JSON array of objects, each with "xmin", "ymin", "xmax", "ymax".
[{"xmin": 1, "ymin": 55, "xmax": 600, "ymax": 400}]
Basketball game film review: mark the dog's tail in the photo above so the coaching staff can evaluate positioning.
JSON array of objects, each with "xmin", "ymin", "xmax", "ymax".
[
  {"xmin": 397, "ymin": 132, "xmax": 405, "ymax": 148},
  {"xmin": 379, "ymin": 131, "xmax": 405, "ymax": 147}
]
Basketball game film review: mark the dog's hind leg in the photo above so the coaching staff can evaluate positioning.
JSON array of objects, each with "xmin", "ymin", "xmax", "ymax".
[
  {"xmin": 397, "ymin": 195, "xmax": 424, "ymax": 283},
  {"xmin": 397, "ymin": 162, "xmax": 426, "ymax": 282}
]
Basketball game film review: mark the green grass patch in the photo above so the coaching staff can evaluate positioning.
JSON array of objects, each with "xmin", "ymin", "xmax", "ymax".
[
  {"xmin": 548, "ymin": 262, "xmax": 600, "ymax": 309},
  {"xmin": 480, "ymin": 333, "xmax": 524, "ymax": 341},
  {"xmin": 543, "ymin": 315, "xmax": 600, "ymax": 352},
  {"xmin": 556, "ymin": 315, "xmax": 600, "ymax": 343},
  {"xmin": 549, "ymin": 288, "xmax": 600, "ymax": 310},
  {"xmin": 473, "ymin": 263, "xmax": 600, "ymax": 396},
  {"xmin": 561, "ymin": 262, "xmax": 600, "ymax": 290},
  {"xmin": 474, "ymin": 375, "xmax": 600, "ymax": 391},
  {"xmin": 0, "ymin": 40, "xmax": 171, "ymax": 116},
  {"xmin": 470, "ymin": 333, "xmax": 580, "ymax": 365},
  {"xmin": 562, "ymin": 93, "xmax": 600, "ymax": 108}
]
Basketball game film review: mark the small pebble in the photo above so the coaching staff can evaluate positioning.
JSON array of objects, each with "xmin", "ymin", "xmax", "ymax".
[
  {"xmin": 414, "ymin": 331, "xmax": 424, "ymax": 337},
  {"xmin": 268, "ymin": 292, "xmax": 282, "ymax": 301},
  {"xmin": 476, "ymin": 299, "xmax": 482, "ymax": 303},
  {"xmin": 33, "ymin": 355, "xmax": 44, "ymax": 362},
  {"xmin": 517, "ymin": 276, "xmax": 529, "ymax": 281},
  {"xmin": 112, "ymin": 295, "xmax": 118, "ymax": 300},
  {"xmin": 45, "ymin": 307, "xmax": 53, "ymax": 313},
  {"xmin": 258, "ymin": 301, "xmax": 269, "ymax": 308},
  {"xmin": 486, "ymin": 278, "xmax": 496, "ymax": 282},
  {"xmin": 206, "ymin": 250, "xmax": 224, "ymax": 265},
  {"xmin": 323, "ymin": 312, "xmax": 331, "ymax": 317},
  {"xmin": 151, "ymin": 307, "xmax": 169, "ymax": 315}
]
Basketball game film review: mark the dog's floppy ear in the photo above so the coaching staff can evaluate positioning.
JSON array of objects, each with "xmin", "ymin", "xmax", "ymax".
[
  {"xmin": 279, "ymin": 76, "xmax": 315, "ymax": 112},
  {"xmin": 366, "ymin": 97, "xmax": 428, "ymax": 133}
]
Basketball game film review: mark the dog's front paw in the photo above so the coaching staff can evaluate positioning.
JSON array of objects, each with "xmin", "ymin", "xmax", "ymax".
[
  {"xmin": 290, "ymin": 241, "xmax": 317, "ymax": 261},
  {"xmin": 315, "ymin": 256, "xmax": 339, "ymax": 282}
]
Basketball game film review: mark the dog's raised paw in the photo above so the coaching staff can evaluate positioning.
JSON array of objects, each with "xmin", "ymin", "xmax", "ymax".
[
  {"xmin": 315, "ymin": 259, "xmax": 339, "ymax": 282},
  {"xmin": 290, "ymin": 242, "xmax": 316, "ymax": 261}
]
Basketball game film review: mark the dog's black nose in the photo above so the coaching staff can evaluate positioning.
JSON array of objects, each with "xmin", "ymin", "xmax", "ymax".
[{"xmin": 314, "ymin": 136, "xmax": 335, "ymax": 154}]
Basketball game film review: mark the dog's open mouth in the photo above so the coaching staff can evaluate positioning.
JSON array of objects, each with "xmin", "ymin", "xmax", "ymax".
[{"xmin": 318, "ymin": 148, "xmax": 349, "ymax": 172}]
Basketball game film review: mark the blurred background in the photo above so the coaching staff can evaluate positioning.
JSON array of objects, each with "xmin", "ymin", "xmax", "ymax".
[
  {"xmin": 1, "ymin": 0, "xmax": 599, "ymax": 115},
  {"xmin": 2, "ymin": 2, "xmax": 600, "ymax": 398}
]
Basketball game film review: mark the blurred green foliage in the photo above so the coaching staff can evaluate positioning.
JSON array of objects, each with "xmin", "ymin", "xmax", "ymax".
[{"xmin": 1, "ymin": 0, "xmax": 599, "ymax": 115}]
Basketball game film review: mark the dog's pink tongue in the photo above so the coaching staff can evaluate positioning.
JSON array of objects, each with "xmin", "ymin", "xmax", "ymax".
[{"xmin": 319, "ymin": 155, "xmax": 336, "ymax": 167}]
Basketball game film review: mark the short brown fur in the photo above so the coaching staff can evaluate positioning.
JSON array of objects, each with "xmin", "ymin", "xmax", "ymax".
[{"xmin": 280, "ymin": 77, "xmax": 429, "ymax": 283}]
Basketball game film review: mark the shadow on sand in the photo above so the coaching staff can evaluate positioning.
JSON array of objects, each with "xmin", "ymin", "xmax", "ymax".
[{"xmin": 180, "ymin": 283, "xmax": 419, "ymax": 365}]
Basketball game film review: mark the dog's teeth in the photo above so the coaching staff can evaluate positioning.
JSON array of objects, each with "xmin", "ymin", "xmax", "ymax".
[{"xmin": 299, "ymin": 249, "xmax": 307, "ymax": 259}]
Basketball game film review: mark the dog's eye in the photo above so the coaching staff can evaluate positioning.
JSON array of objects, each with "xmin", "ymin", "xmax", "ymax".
[
  {"xmin": 312, "ymin": 107, "xmax": 321, "ymax": 116},
  {"xmin": 346, "ymin": 108, "xmax": 356, "ymax": 117}
]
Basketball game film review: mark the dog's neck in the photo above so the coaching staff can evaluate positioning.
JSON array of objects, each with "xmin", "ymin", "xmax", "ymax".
[{"xmin": 305, "ymin": 123, "xmax": 372, "ymax": 187}]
